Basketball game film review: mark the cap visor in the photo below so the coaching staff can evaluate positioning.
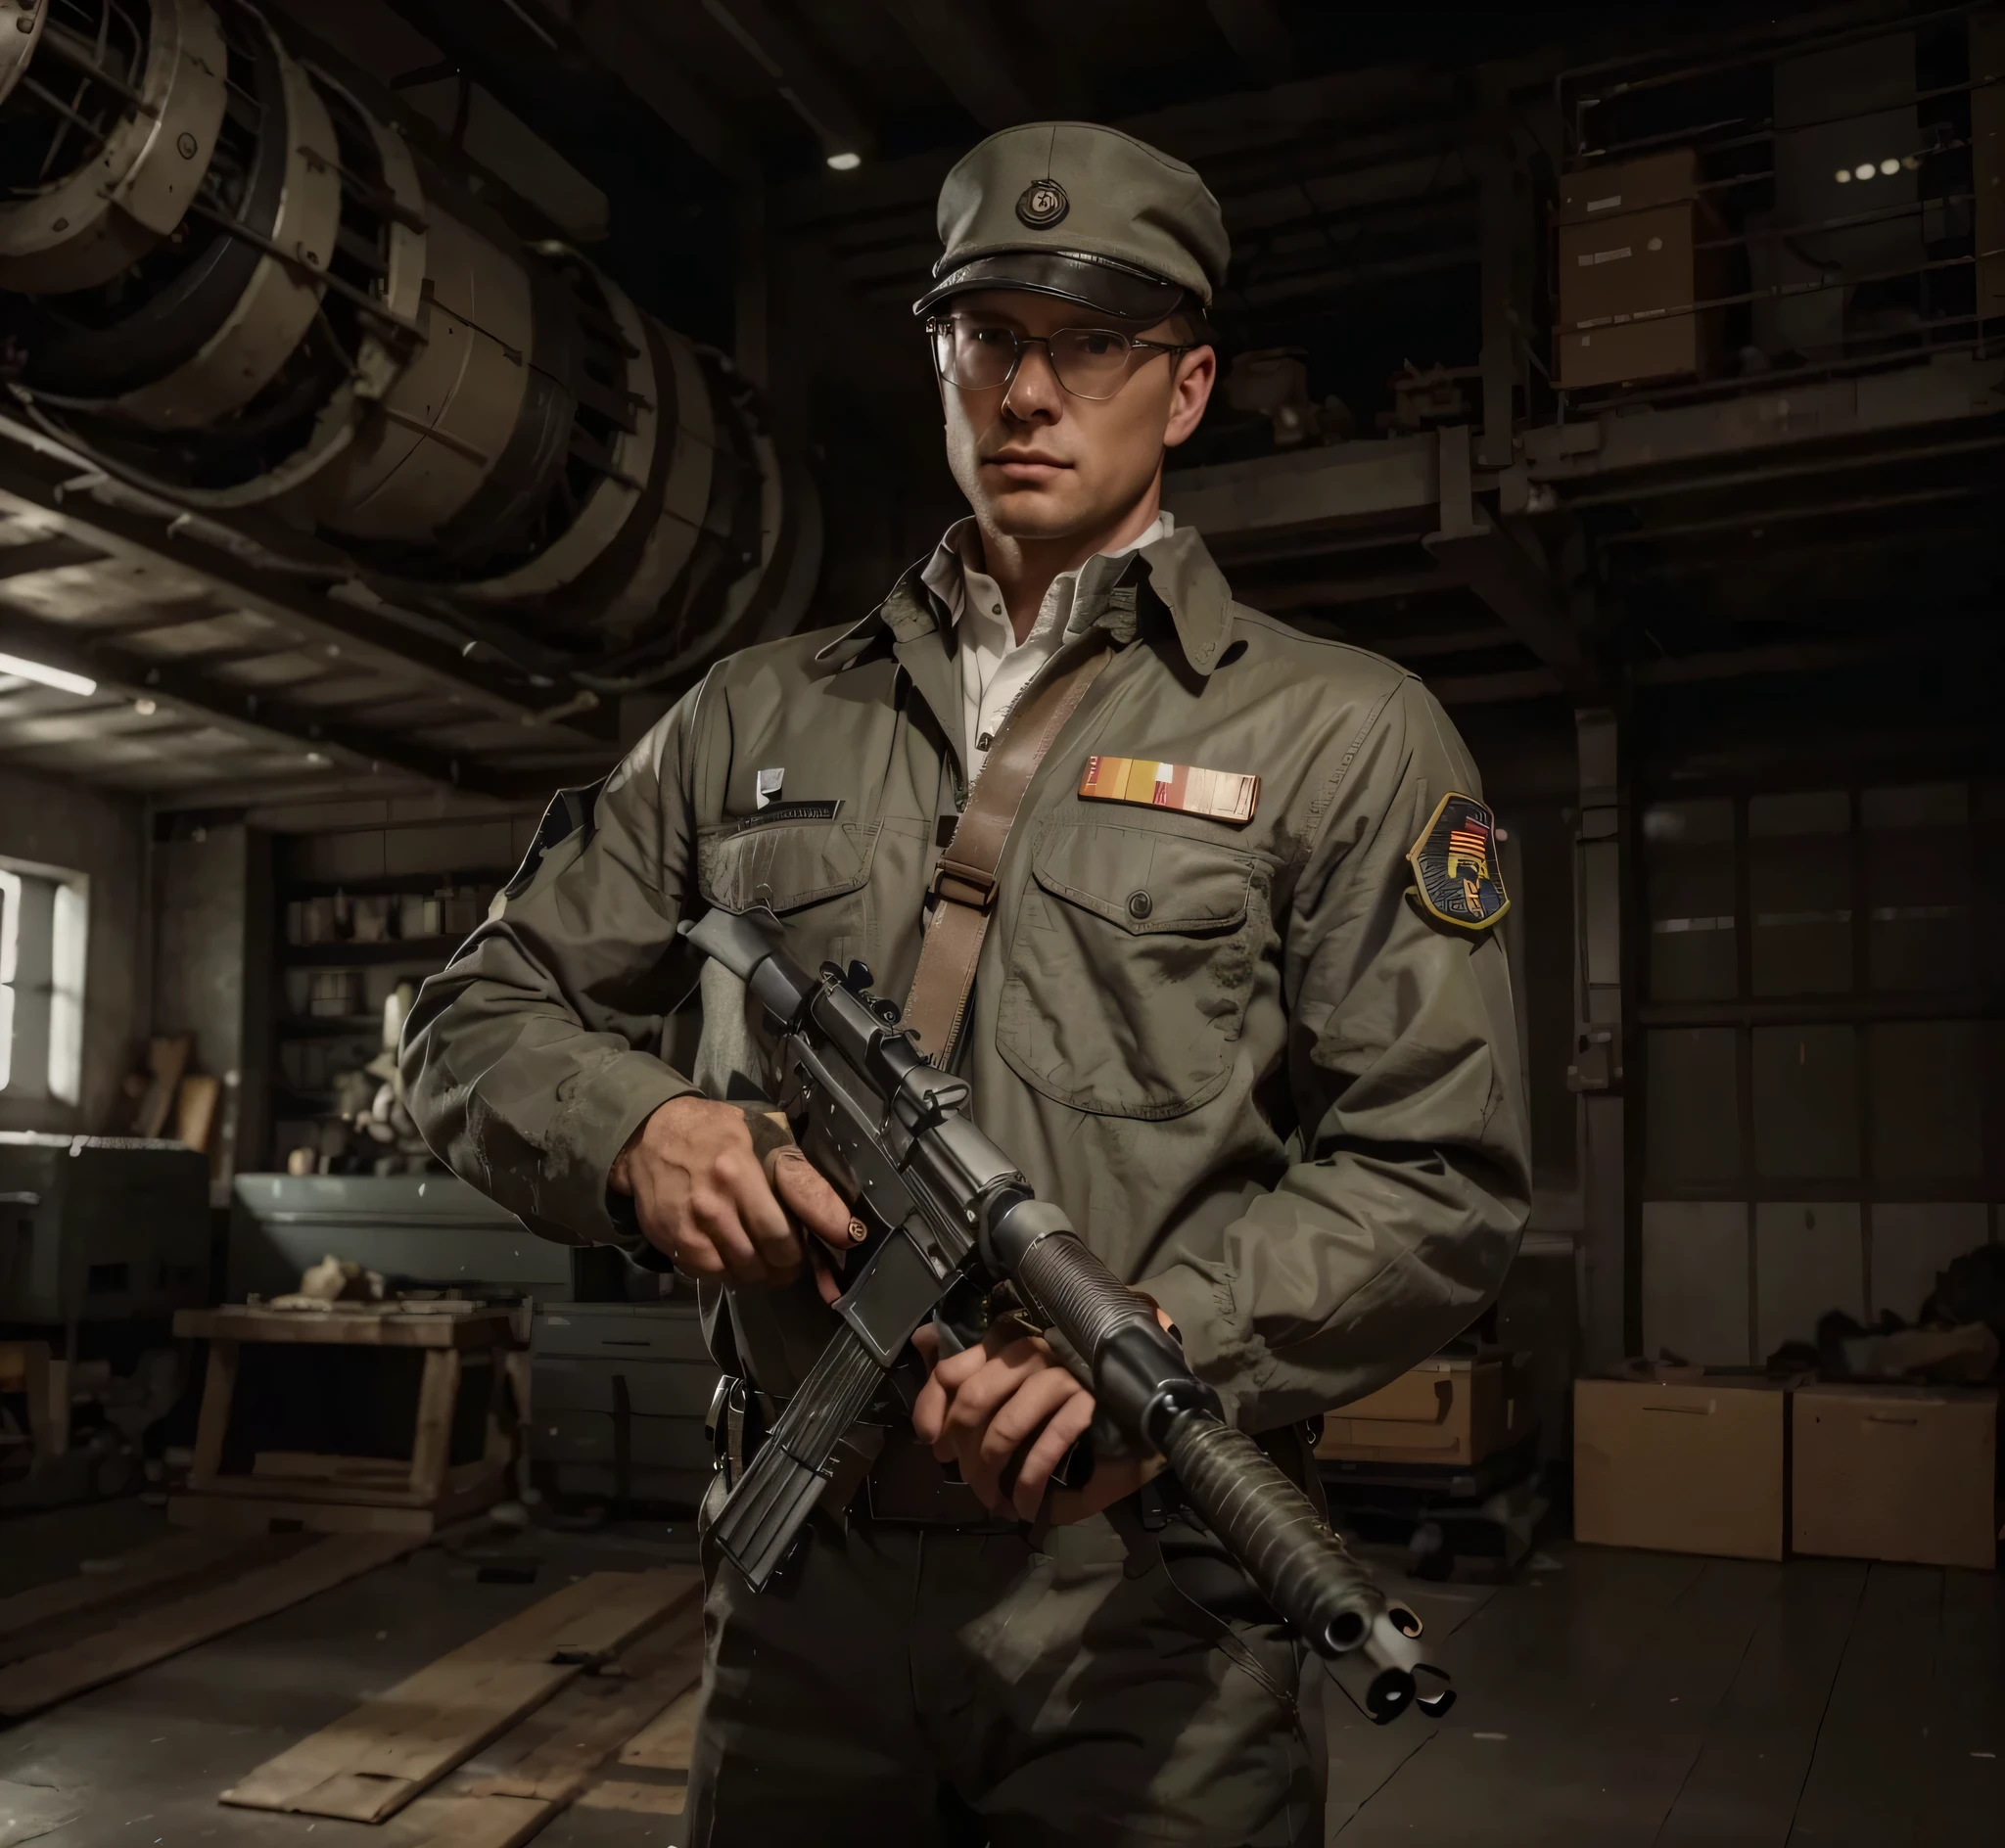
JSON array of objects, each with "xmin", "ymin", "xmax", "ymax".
[{"xmin": 915, "ymin": 250, "xmax": 1188, "ymax": 323}]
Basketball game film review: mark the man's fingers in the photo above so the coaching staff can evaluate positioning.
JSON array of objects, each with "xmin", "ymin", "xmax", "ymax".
[
  {"xmin": 770, "ymin": 1148, "xmax": 860, "ymax": 1250},
  {"xmin": 939, "ymin": 1346, "xmax": 1043, "ymax": 1441},
  {"xmin": 976, "ymin": 1367, "xmax": 1081, "ymax": 1475},
  {"xmin": 689, "ymin": 1187, "xmax": 782, "ymax": 1286},
  {"xmin": 968, "ymin": 1370, "xmax": 1081, "ymax": 1511},
  {"xmin": 719, "ymin": 1147, "xmax": 798, "ymax": 1268},
  {"xmin": 1012, "ymin": 1391, "xmax": 1097, "ymax": 1522},
  {"xmin": 928, "ymin": 1340, "xmax": 994, "ymax": 1394},
  {"xmin": 911, "ymin": 1367, "xmax": 950, "ymax": 1446}
]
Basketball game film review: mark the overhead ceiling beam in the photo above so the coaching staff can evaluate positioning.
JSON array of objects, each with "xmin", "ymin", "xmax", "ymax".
[
  {"xmin": 1423, "ymin": 424, "xmax": 1590, "ymax": 680},
  {"xmin": 0, "ymin": 423, "xmax": 613, "ymax": 744},
  {"xmin": 877, "ymin": 0, "xmax": 1037, "ymax": 130},
  {"xmin": 0, "ymin": 604, "xmax": 525, "ymax": 798},
  {"xmin": 1205, "ymin": 0, "xmax": 1299, "ymax": 87},
  {"xmin": 1629, "ymin": 625, "xmax": 1995, "ymax": 688},
  {"xmin": 1240, "ymin": 568, "xmax": 1462, "ymax": 612},
  {"xmin": 569, "ymin": 0, "xmax": 750, "ymax": 179},
  {"xmin": 700, "ymin": 0, "xmax": 874, "ymax": 161}
]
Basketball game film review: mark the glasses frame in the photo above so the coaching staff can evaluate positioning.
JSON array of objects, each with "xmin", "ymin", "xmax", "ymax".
[{"xmin": 924, "ymin": 313, "xmax": 1194, "ymax": 402}]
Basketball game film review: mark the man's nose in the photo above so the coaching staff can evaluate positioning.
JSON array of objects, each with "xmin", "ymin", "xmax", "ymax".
[{"xmin": 1002, "ymin": 343, "xmax": 1063, "ymax": 418}]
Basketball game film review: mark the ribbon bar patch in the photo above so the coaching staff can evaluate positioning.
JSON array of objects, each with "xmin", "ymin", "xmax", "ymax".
[{"xmin": 1078, "ymin": 756, "xmax": 1259, "ymax": 825}]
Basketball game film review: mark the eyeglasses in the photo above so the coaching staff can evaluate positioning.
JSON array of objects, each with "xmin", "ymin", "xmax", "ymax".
[{"xmin": 926, "ymin": 313, "xmax": 1192, "ymax": 401}]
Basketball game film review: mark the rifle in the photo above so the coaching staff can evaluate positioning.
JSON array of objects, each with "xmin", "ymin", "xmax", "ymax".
[{"xmin": 679, "ymin": 907, "xmax": 1453, "ymax": 1726}]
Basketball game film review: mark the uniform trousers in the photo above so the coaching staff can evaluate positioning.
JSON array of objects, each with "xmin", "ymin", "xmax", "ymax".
[{"xmin": 683, "ymin": 1490, "xmax": 1325, "ymax": 1848}]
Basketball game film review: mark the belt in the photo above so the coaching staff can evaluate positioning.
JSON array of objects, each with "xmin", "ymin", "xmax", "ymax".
[{"xmin": 705, "ymin": 1375, "xmax": 1326, "ymax": 1534}]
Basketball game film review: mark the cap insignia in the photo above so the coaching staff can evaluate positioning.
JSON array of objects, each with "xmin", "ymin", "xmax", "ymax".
[{"xmin": 1016, "ymin": 178, "xmax": 1069, "ymax": 228}]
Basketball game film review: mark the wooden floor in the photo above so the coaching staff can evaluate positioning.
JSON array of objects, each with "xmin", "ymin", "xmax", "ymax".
[
  {"xmin": 1329, "ymin": 1544, "xmax": 2003, "ymax": 1846},
  {"xmin": 0, "ymin": 1502, "xmax": 1996, "ymax": 1846}
]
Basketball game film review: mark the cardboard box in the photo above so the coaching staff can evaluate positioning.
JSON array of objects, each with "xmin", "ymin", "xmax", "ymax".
[
  {"xmin": 1316, "ymin": 1355, "xmax": 1529, "ymax": 1466},
  {"xmin": 1573, "ymin": 1372, "xmax": 1789, "ymax": 1560},
  {"xmin": 1555, "ymin": 149, "xmax": 1722, "ymax": 389},
  {"xmin": 1792, "ymin": 1384, "xmax": 1998, "ymax": 1571},
  {"xmin": 1557, "ymin": 150, "xmax": 1704, "ymax": 225}
]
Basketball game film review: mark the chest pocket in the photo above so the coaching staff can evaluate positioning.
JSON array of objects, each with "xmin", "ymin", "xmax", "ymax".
[
  {"xmin": 697, "ymin": 817, "xmax": 881, "ymax": 974},
  {"xmin": 998, "ymin": 818, "xmax": 1268, "ymax": 1120}
]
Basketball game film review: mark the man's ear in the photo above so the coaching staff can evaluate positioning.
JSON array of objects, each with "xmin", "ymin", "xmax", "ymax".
[{"xmin": 1163, "ymin": 345, "xmax": 1217, "ymax": 450}]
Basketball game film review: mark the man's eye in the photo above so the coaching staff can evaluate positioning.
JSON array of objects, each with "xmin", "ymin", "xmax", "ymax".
[
  {"xmin": 1078, "ymin": 333, "xmax": 1121, "ymax": 356},
  {"xmin": 966, "ymin": 326, "xmax": 1014, "ymax": 347}
]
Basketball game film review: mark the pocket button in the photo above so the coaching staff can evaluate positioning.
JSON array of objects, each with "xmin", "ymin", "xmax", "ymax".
[{"xmin": 1126, "ymin": 890, "xmax": 1152, "ymax": 920}]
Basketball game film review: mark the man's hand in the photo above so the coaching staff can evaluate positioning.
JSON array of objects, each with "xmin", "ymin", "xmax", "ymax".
[
  {"xmin": 911, "ymin": 1314, "xmax": 1172, "ymax": 1526},
  {"xmin": 609, "ymin": 1095, "xmax": 858, "ymax": 1286}
]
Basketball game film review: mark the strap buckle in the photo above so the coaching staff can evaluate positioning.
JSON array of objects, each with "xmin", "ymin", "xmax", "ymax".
[{"xmin": 928, "ymin": 855, "xmax": 998, "ymax": 911}]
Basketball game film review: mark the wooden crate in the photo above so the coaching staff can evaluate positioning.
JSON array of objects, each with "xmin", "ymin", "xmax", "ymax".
[{"xmin": 169, "ymin": 1304, "xmax": 521, "ymax": 1536}]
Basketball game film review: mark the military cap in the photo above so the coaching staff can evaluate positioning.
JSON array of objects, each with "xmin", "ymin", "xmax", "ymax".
[{"xmin": 914, "ymin": 120, "xmax": 1229, "ymax": 324}]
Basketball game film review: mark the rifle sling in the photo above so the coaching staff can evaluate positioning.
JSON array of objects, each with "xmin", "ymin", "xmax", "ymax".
[{"xmin": 903, "ymin": 633, "xmax": 1112, "ymax": 1064}]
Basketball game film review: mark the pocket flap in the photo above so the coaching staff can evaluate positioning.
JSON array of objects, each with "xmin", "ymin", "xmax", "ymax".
[
  {"xmin": 698, "ymin": 819, "xmax": 879, "ymax": 914},
  {"xmin": 1031, "ymin": 820, "xmax": 1254, "ymax": 933}
]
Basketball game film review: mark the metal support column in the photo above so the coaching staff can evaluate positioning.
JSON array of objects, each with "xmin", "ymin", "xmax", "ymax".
[{"xmin": 1569, "ymin": 707, "xmax": 1630, "ymax": 1371}]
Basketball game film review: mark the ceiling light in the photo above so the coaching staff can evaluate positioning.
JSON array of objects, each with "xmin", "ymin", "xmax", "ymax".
[
  {"xmin": 1834, "ymin": 167, "xmax": 1851, "ymax": 183},
  {"xmin": 0, "ymin": 651, "xmax": 94, "ymax": 697},
  {"xmin": 1879, "ymin": 158, "xmax": 1899, "ymax": 177},
  {"xmin": 825, "ymin": 150, "xmax": 862, "ymax": 171},
  {"xmin": 133, "ymin": 698, "xmax": 157, "ymax": 716},
  {"xmin": 1853, "ymin": 162, "xmax": 1876, "ymax": 181},
  {"xmin": 1901, "ymin": 153, "xmax": 1920, "ymax": 170},
  {"xmin": 304, "ymin": 751, "xmax": 331, "ymax": 767}
]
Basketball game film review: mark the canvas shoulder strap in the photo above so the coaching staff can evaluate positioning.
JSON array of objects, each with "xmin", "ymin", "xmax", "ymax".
[{"xmin": 902, "ymin": 635, "xmax": 1112, "ymax": 1064}]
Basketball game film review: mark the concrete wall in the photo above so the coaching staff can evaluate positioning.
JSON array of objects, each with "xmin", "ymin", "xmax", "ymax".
[
  {"xmin": 0, "ymin": 764, "xmax": 147, "ymax": 1136},
  {"xmin": 152, "ymin": 823, "xmax": 272, "ymax": 1197}
]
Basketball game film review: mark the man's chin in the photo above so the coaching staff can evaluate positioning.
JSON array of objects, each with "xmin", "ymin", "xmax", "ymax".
[{"xmin": 976, "ymin": 483, "xmax": 1095, "ymax": 540}]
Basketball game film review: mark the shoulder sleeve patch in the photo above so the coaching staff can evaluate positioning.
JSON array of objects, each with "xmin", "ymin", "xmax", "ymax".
[
  {"xmin": 1406, "ymin": 791, "xmax": 1510, "ymax": 933},
  {"xmin": 503, "ymin": 776, "xmax": 609, "ymax": 900}
]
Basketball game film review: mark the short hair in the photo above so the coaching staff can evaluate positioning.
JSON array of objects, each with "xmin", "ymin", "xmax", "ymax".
[{"xmin": 1168, "ymin": 291, "xmax": 1218, "ymax": 351}]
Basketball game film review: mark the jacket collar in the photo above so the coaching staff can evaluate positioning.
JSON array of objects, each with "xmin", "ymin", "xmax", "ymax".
[{"xmin": 816, "ymin": 521, "xmax": 1238, "ymax": 676}]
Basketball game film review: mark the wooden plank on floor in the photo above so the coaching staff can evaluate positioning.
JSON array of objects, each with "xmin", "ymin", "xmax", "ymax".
[
  {"xmin": 467, "ymin": 1610, "xmax": 704, "ymax": 1802},
  {"xmin": 0, "ymin": 1530, "xmax": 250, "ymax": 1644},
  {"xmin": 1916, "ymin": 1567, "xmax": 2005, "ymax": 1840},
  {"xmin": 1320, "ymin": 1570, "xmax": 1501, "ymax": 1836},
  {"xmin": 381, "ymin": 1607, "xmax": 704, "ymax": 1848},
  {"xmin": 577, "ymin": 1777, "xmax": 687, "ymax": 1816},
  {"xmin": 1490, "ymin": 1556, "xmax": 1791, "ymax": 1845},
  {"xmin": 0, "ymin": 1533, "xmax": 416, "ymax": 1718},
  {"xmin": 385, "ymin": 1792, "xmax": 551, "ymax": 1848},
  {"xmin": 167, "ymin": 1492, "xmax": 443, "ymax": 1537},
  {"xmin": 1330, "ymin": 1545, "xmax": 1721, "ymax": 1844},
  {"xmin": 219, "ymin": 1566, "xmax": 701, "ymax": 1825},
  {"xmin": 1916, "ymin": 1566, "xmax": 2005, "ymax": 1841},
  {"xmin": 617, "ymin": 1683, "xmax": 701, "ymax": 1773},
  {"xmin": 1655, "ymin": 1559, "xmax": 1866, "ymax": 1847},
  {"xmin": 1786, "ymin": 1563, "xmax": 1945, "ymax": 1846}
]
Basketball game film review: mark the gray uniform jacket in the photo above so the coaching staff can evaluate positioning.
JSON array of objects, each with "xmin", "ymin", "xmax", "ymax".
[{"xmin": 401, "ymin": 526, "xmax": 1531, "ymax": 1432}]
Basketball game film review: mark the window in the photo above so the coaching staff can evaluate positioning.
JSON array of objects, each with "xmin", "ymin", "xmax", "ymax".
[
  {"xmin": 1638, "ymin": 780, "xmax": 1999, "ymax": 1364},
  {"xmin": 0, "ymin": 859, "xmax": 87, "ymax": 1105}
]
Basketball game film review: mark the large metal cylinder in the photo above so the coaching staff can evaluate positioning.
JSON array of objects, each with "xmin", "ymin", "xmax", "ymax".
[{"xmin": 0, "ymin": 0, "xmax": 812, "ymax": 682}]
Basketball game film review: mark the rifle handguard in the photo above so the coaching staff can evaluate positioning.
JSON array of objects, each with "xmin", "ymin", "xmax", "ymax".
[{"xmin": 987, "ymin": 1198, "xmax": 1389, "ymax": 1663}]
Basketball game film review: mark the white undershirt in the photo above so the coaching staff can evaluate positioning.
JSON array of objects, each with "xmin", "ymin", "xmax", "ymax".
[{"xmin": 918, "ymin": 511, "xmax": 1174, "ymax": 782}]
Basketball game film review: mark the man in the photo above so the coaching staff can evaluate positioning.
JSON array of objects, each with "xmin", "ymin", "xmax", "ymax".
[{"xmin": 403, "ymin": 120, "xmax": 1528, "ymax": 1847}]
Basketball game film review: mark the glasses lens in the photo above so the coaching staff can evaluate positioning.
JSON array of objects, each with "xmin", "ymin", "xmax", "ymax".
[
  {"xmin": 934, "ymin": 317, "xmax": 1017, "ymax": 391},
  {"xmin": 1049, "ymin": 328, "xmax": 1137, "ymax": 399}
]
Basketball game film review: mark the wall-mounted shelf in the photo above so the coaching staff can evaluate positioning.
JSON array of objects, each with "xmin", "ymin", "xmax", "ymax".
[{"xmin": 281, "ymin": 937, "xmax": 468, "ymax": 968}]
